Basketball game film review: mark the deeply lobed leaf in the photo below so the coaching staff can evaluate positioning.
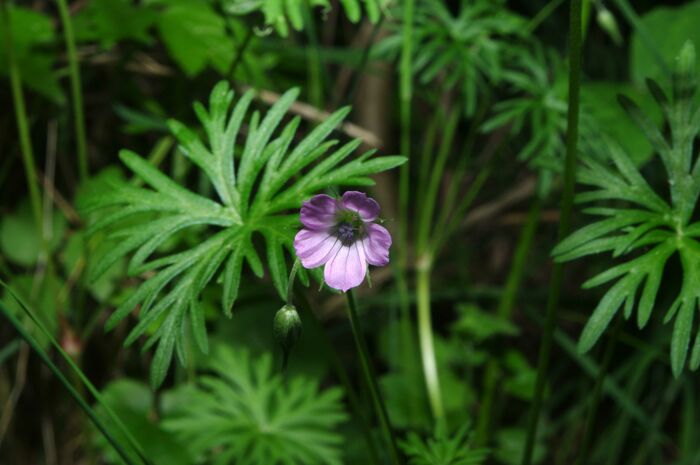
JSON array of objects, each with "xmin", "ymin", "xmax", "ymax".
[
  {"xmin": 84, "ymin": 81, "xmax": 405, "ymax": 387},
  {"xmin": 554, "ymin": 43, "xmax": 700, "ymax": 377}
]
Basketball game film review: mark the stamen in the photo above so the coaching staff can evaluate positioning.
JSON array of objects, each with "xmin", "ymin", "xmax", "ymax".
[{"xmin": 336, "ymin": 222, "xmax": 355, "ymax": 246}]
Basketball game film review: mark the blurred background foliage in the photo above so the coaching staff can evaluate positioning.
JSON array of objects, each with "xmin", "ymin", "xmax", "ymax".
[{"xmin": 2, "ymin": 0, "xmax": 700, "ymax": 464}]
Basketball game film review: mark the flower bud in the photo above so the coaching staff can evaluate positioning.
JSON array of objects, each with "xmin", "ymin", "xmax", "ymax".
[
  {"xmin": 674, "ymin": 41, "xmax": 697, "ymax": 101},
  {"xmin": 596, "ymin": 8, "xmax": 622, "ymax": 46},
  {"xmin": 273, "ymin": 305, "xmax": 302, "ymax": 354}
]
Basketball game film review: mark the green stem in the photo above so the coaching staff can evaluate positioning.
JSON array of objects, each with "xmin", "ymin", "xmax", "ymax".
[
  {"xmin": 415, "ymin": 107, "xmax": 441, "ymax": 223},
  {"xmin": 412, "ymin": 109, "xmax": 459, "ymax": 425},
  {"xmin": 396, "ymin": 0, "xmax": 417, "ymax": 432},
  {"xmin": 604, "ymin": 353, "xmax": 653, "ymax": 465},
  {"xmin": 416, "ymin": 265, "xmax": 444, "ymax": 423},
  {"xmin": 279, "ymin": 260, "xmax": 301, "ymax": 374},
  {"xmin": 612, "ymin": 0, "xmax": 671, "ymax": 78},
  {"xmin": 392, "ymin": 264, "xmax": 419, "ymax": 421},
  {"xmin": 431, "ymin": 167, "xmax": 491, "ymax": 254},
  {"xmin": 286, "ymin": 260, "xmax": 301, "ymax": 305},
  {"xmin": 304, "ymin": 0, "xmax": 324, "ymax": 109},
  {"xmin": 227, "ymin": 26, "xmax": 254, "ymax": 81},
  {"xmin": 525, "ymin": 0, "xmax": 566, "ymax": 34},
  {"xmin": 294, "ymin": 289, "xmax": 381, "ymax": 465},
  {"xmin": 56, "ymin": 0, "xmax": 88, "ymax": 180},
  {"xmin": 1, "ymin": 0, "xmax": 43, "ymax": 245},
  {"xmin": 475, "ymin": 195, "xmax": 542, "ymax": 445},
  {"xmin": 630, "ymin": 379, "xmax": 681, "ymax": 465},
  {"xmin": 575, "ymin": 315, "xmax": 622, "ymax": 465},
  {"xmin": 397, "ymin": 0, "xmax": 415, "ymax": 271},
  {"xmin": 416, "ymin": 109, "xmax": 459, "ymax": 251},
  {"xmin": 340, "ymin": 17, "xmax": 384, "ymax": 108},
  {"xmin": 1, "ymin": 281, "xmax": 153, "ymax": 465},
  {"xmin": 521, "ymin": 0, "xmax": 583, "ymax": 462},
  {"xmin": 0, "ymin": 302, "xmax": 141, "ymax": 465},
  {"xmin": 345, "ymin": 291, "xmax": 400, "ymax": 465}
]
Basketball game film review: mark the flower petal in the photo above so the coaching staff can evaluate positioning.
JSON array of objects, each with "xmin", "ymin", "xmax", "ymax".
[
  {"xmin": 342, "ymin": 191, "xmax": 380, "ymax": 222},
  {"xmin": 361, "ymin": 223, "xmax": 391, "ymax": 266},
  {"xmin": 294, "ymin": 229, "xmax": 341, "ymax": 268},
  {"xmin": 324, "ymin": 242, "xmax": 367, "ymax": 292},
  {"xmin": 301, "ymin": 194, "xmax": 340, "ymax": 230}
]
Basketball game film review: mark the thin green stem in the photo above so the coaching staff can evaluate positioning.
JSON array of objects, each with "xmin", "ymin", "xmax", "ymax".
[
  {"xmin": 475, "ymin": 195, "xmax": 542, "ymax": 445},
  {"xmin": 525, "ymin": 0, "xmax": 566, "ymax": 34},
  {"xmin": 575, "ymin": 315, "xmax": 622, "ymax": 465},
  {"xmin": 1, "ymin": 281, "xmax": 154, "ymax": 465},
  {"xmin": 397, "ymin": 0, "xmax": 415, "ymax": 271},
  {"xmin": 345, "ymin": 291, "xmax": 400, "ymax": 465},
  {"xmin": 392, "ymin": 264, "xmax": 420, "ymax": 421},
  {"xmin": 416, "ymin": 266, "xmax": 444, "ymax": 423},
  {"xmin": 630, "ymin": 379, "xmax": 681, "ymax": 465},
  {"xmin": 286, "ymin": 259, "xmax": 300, "ymax": 305},
  {"xmin": 0, "ymin": 302, "xmax": 141, "ymax": 465},
  {"xmin": 304, "ymin": 0, "xmax": 325, "ymax": 108},
  {"xmin": 1, "ymin": 0, "xmax": 43, "ymax": 245},
  {"xmin": 396, "ymin": 0, "xmax": 417, "ymax": 432},
  {"xmin": 55, "ymin": 0, "xmax": 88, "ymax": 180},
  {"xmin": 415, "ymin": 108, "xmax": 441, "ymax": 222},
  {"xmin": 227, "ymin": 26, "xmax": 254, "ymax": 81},
  {"xmin": 416, "ymin": 109, "xmax": 459, "ymax": 252},
  {"xmin": 604, "ymin": 353, "xmax": 653, "ymax": 465},
  {"xmin": 294, "ymin": 288, "xmax": 381, "ymax": 465},
  {"xmin": 339, "ymin": 17, "xmax": 385, "ymax": 108},
  {"xmin": 612, "ymin": 0, "xmax": 671, "ymax": 78},
  {"xmin": 412, "ymin": 108, "xmax": 459, "ymax": 424},
  {"xmin": 431, "ymin": 167, "xmax": 491, "ymax": 254},
  {"xmin": 432, "ymin": 102, "xmax": 496, "ymax": 250},
  {"xmin": 0, "ymin": 339, "xmax": 21, "ymax": 365},
  {"xmin": 521, "ymin": 0, "xmax": 583, "ymax": 462}
]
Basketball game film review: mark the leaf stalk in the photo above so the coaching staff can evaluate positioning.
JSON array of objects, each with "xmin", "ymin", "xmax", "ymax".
[{"xmin": 521, "ymin": 0, "xmax": 583, "ymax": 462}]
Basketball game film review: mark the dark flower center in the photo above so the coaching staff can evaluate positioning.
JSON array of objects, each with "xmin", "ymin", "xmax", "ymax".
[{"xmin": 336, "ymin": 222, "xmax": 356, "ymax": 246}]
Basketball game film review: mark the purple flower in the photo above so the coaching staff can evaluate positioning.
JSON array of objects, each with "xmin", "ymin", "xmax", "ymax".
[{"xmin": 294, "ymin": 191, "xmax": 392, "ymax": 292}]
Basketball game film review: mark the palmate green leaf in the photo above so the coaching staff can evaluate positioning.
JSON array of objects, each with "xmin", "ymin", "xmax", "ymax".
[
  {"xmin": 399, "ymin": 425, "xmax": 489, "ymax": 465},
  {"xmin": 554, "ymin": 42, "xmax": 700, "ymax": 377},
  {"xmin": 73, "ymin": 0, "xmax": 157, "ymax": 49},
  {"xmin": 157, "ymin": 2, "xmax": 233, "ymax": 76},
  {"xmin": 81, "ymin": 80, "xmax": 405, "ymax": 387},
  {"xmin": 381, "ymin": 0, "xmax": 524, "ymax": 116},
  {"xmin": 482, "ymin": 45, "xmax": 569, "ymax": 170},
  {"xmin": 91, "ymin": 380, "xmax": 193, "ymax": 465},
  {"xmin": 161, "ymin": 346, "xmax": 347, "ymax": 465}
]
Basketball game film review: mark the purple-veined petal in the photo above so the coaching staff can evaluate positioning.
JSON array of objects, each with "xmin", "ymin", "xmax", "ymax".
[
  {"xmin": 324, "ymin": 242, "xmax": 367, "ymax": 292},
  {"xmin": 342, "ymin": 191, "xmax": 380, "ymax": 222},
  {"xmin": 301, "ymin": 194, "xmax": 340, "ymax": 230},
  {"xmin": 294, "ymin": 229, "xmax": 342, "ymax": 268},
  {"xmin": 361, "ymin": 223, "xmax": 391, "ymax": 266}
]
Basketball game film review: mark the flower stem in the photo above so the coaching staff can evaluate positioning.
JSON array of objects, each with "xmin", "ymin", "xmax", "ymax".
[
  {"xmin": 55, "ymin": 0, "xmax": 88, "ymax": 180},
  {"xmin": 612, "ymin": 0, "xmax": 670, "ymax": 77},
  {"xmin": 295, "ymin": 289, "xmax": 382, "ymax": 465},
  {"xmin": 475, "ymin": 195, "xmax": 542, "ymax": 445},
  {"xmin": 397, "ymin": 0, "xmax": 414, "ymax": 269},
  {"xmin": 345, "ymin": 291, "xmax": 400, "ymax": 465},
  {"xmin": 226, "ymin": 27, "xmax": 254, "ymax": 81},
  {"xmin": 0, "ymin": 304, "xmax": 140, "ymax": 465},
  {"xmin": 521, "ymin": 0, "xmax": 583, "ymax": 463},
  {"xmin": 525, "ymin": 0, "xmax": 566, "ymax": 34},
  {"xmin": 416, "ymin": 264, "xmax": 445, "ymax": 423},
  {"xmin": 303, "ymin": 0, "xmax": 325, "ymax": 109},
  {"xmin": 575, "ymin": 315, "xmax": 622, "ymax": 465},
  {"xmin": 1, "ymin": 0, "xmax": 45, "ymax": 252},
  {"xmin": 396, "ymin": 0, "xmax": 416, "ymax": 434},
  {"xmin": 286, "ymin": 259, "xmax": 300, "ymax": 305}
]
